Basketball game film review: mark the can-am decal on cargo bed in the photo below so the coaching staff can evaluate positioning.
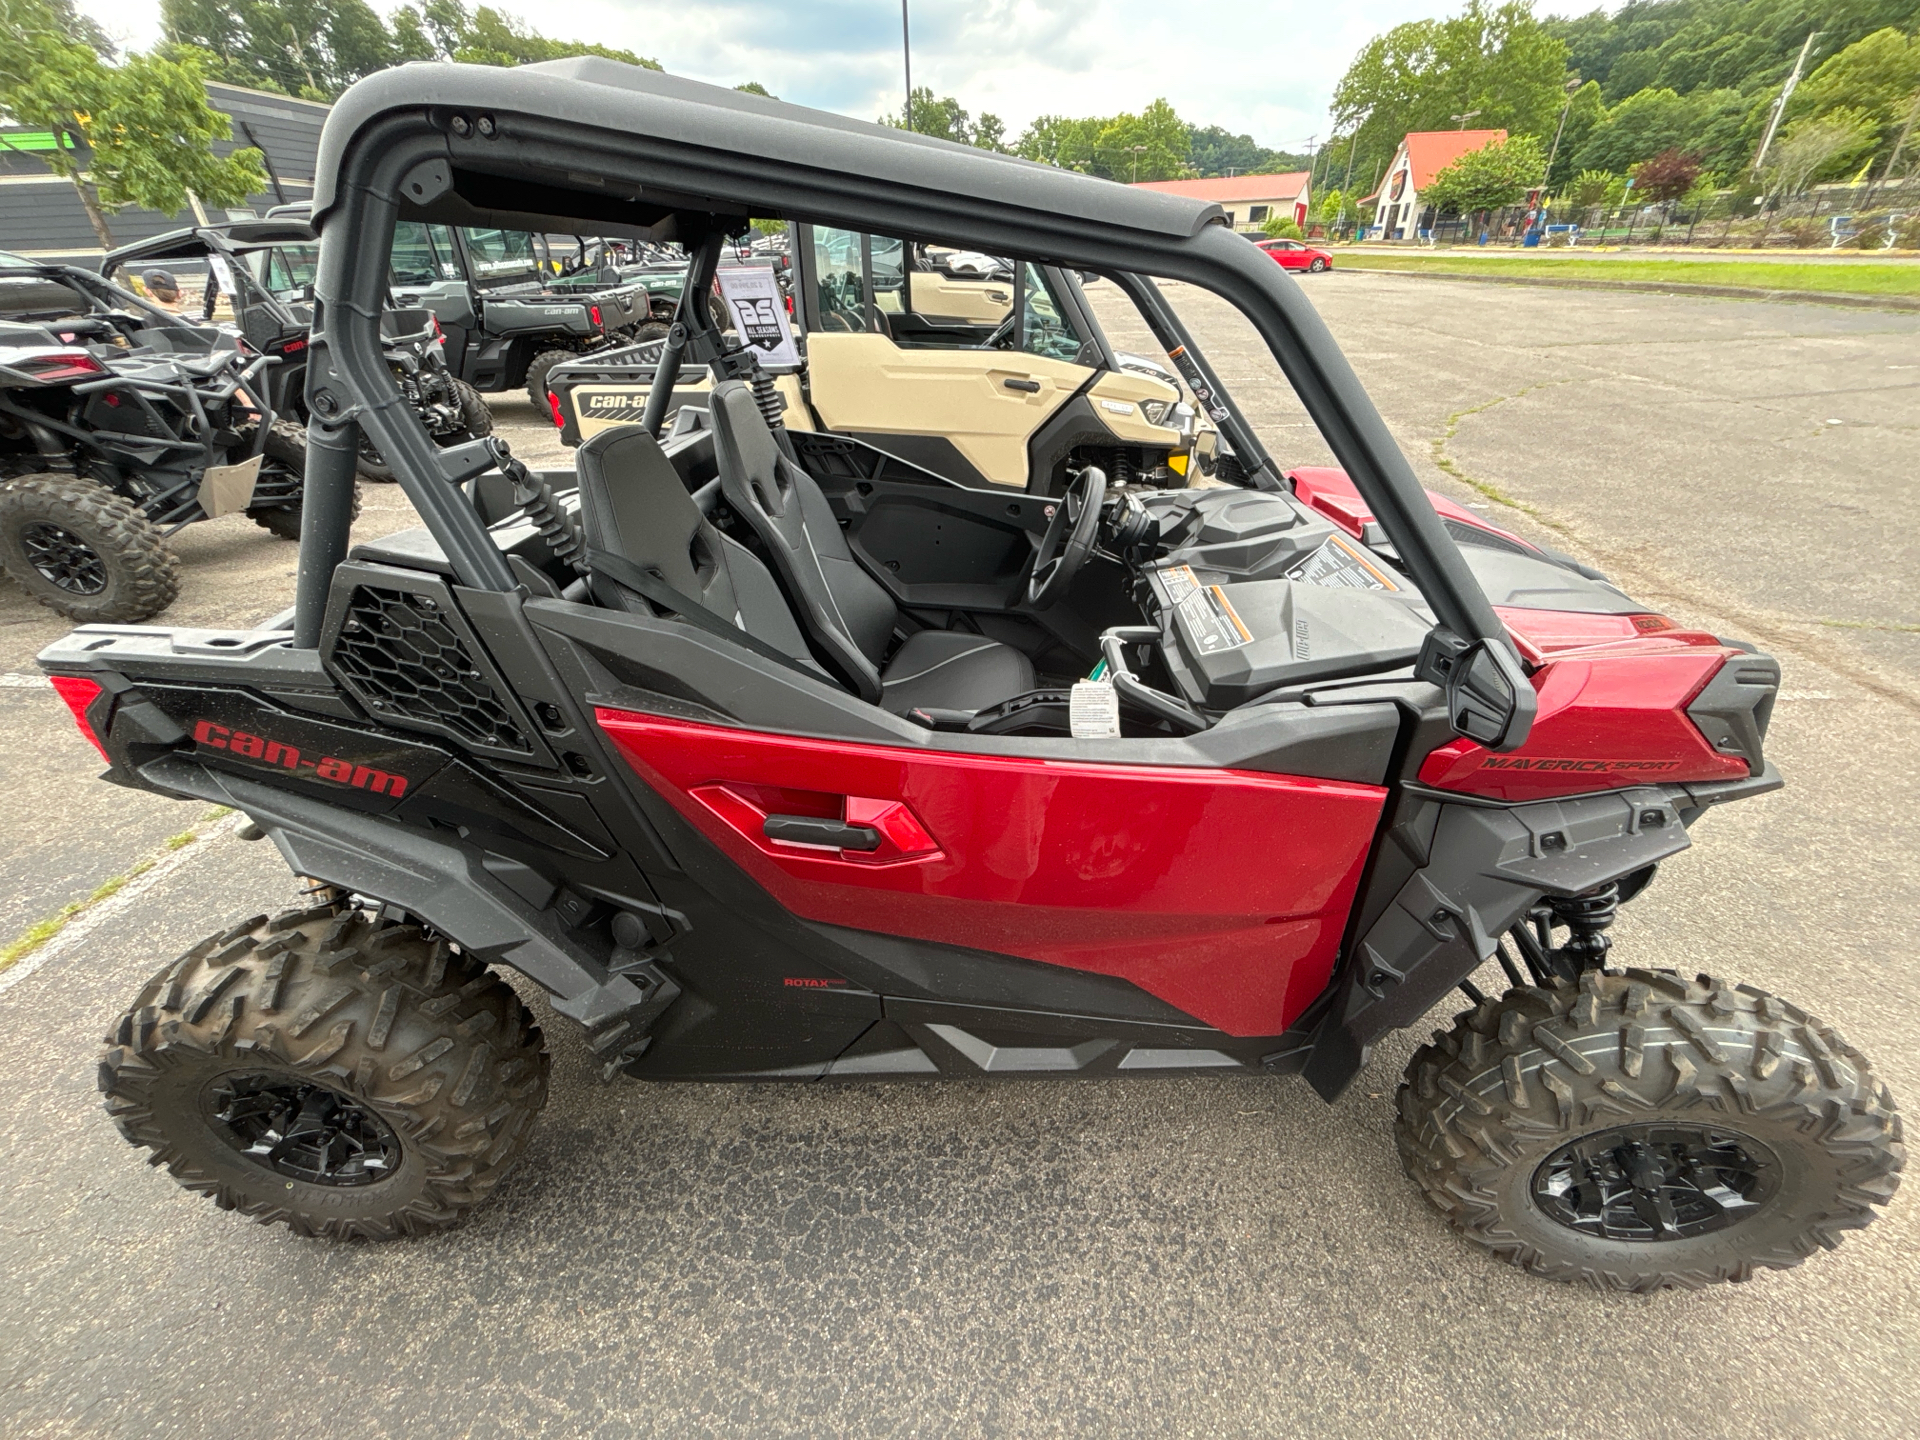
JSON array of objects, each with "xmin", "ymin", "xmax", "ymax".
[{"xmin": 192, "ymin": 720, "xmax": 413, "ymax": 796}]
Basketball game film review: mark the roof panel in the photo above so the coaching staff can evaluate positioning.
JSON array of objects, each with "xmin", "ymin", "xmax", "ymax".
[{"xmin": 314, "ymin": 58, "xmax": 1222, "ymax": 242}]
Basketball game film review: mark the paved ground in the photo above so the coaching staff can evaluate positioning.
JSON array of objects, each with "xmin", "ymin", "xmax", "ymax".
[{"xmin": 2, "ymin": 276, "xmax": 1917, "ymax": 1437}]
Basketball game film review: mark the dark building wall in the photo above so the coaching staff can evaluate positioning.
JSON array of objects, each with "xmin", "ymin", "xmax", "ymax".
[{"xmin": 0, "ymin": 83, "xmax": 329, "ymax": 267}]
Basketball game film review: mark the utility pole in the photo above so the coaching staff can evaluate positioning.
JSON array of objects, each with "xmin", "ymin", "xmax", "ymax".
[
  {"xmin": 1753, "ymin": 30, "xmax": 1821, "ymax": 175},
  {"xmin": 1127, "ymin": 144, "xmax": 1148, "ymax": 182},
  {"xmin": 901, "ymin": 1, "xmax": 913, "ymax": 132},
  {"xmin": 1450, "ymin": 110, "xmax": 1481, "ymax": 130}
]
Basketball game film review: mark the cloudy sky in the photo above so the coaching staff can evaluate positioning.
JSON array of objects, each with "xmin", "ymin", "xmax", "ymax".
[{"xmin": 73, "ymin": 0, "xmax": 1595, "ymax": 154}]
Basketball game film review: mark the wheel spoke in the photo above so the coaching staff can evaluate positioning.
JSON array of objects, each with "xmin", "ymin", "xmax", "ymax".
[{"xmin": 206, "ymin": 1072, "xmax": 400, "ymax": 1188}]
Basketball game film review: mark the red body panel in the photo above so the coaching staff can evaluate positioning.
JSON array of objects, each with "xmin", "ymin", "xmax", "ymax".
[
  {"xmin": 1289, "ymin": 465, "xmax": 1530, "ymax": 549},
  {"xmin": 1419, "ymin": 647, "xmax": 1748, "ymax": 800},
  {"xmin": 596, "ymin": 710, "xmax": 1388, "ymax": 1036}
]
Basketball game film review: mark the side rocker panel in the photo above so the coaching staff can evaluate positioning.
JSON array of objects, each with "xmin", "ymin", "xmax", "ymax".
[{"xmin": 594, "ymin": 708, "xmax": 1387, "ymax": 1037}]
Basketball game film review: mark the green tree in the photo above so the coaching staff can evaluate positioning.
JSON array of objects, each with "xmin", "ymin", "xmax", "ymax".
[
  {"xmin": 1093, "ymin": 99, "xmax": 1191, "ymax": 181},
  {"xmin": 1422, "ymin": 133, "xmax": 1547, "ymax": 215},
  {"xmin": 0, "ymin": 0, "xmax": 264, "ymax": 248},
  {"xmin": 735, "ymin": 81, "xmax": 775, "ymax": 98},
  {"xmin": 880, "ymin": 87, "xmax": 1009, "ymax": 151},
  {"xmin": 1016, "ymin": 113, "xmax": 1104, "ymax": 170},
  {"xmin": 1260, "ymin": 215, "xmax": 1304, "ymax": 239},
  {"xmin": 1788, "ymin": 26, "xmax": 1920, "ymax": 163},
  {"xmin": 1332, "ymin": 1, "xmax": 1570, "ymax": 190},
  {"xmin": 1316, "ymin": 187, "xmax": 1347, "ymax": 224},
  {"xmin": 1768, "ymin": 107, "xmax": 1883, "ymax": 193},
  {"xmin": 1572, "ymin": 86, "xmax": 1695, "ymax": 172},
  {"xmin": 1568, "ymin": 167, "xmax": 1616, "ymax": 206},
  {"xmin": 1187, "ymin": 123, "xmax": 1307, "ymax": 177}
]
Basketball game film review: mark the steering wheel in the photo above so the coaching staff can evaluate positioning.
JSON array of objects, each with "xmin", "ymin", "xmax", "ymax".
[{"xmin": 1027, "ymin": 464, "xmax": 1107, "ymax": 608}]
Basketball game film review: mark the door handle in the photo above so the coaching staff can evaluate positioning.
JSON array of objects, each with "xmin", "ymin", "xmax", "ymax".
[
  {"xmin": 1002, "ymin": 377, "xmax": 1041, "ymax": 393},
  {"xmin": 763, "ymin": 815, "xmax": 883, "ymax": 851}
]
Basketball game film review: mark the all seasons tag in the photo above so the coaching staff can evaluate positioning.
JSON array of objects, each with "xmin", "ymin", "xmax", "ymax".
[{"xmin": 1070, "ymin": 679, "xmax": 1120, "ymax": 738}]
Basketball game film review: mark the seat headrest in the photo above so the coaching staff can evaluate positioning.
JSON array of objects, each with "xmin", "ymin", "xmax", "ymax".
[
  {"xmin": 710, "ymin": 381, "xmax": 788, "ymax": 518},
  {"xmin": 575, "ymin": 424, "xmax": 707, "ymax": 599}
]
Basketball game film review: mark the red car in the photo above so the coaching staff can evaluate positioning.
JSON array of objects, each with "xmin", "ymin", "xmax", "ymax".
[{"xmin": 1257, "ymin": 237, "xmax": 1332, "ymax": 272}]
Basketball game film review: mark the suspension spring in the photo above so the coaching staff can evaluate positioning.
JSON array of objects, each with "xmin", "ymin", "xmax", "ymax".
[
  {"xmin": 749, "ymin": 364, "xmax": 785, "ymax": 431},
  {"xmin": 1545, "ymin": 880, "xmax": 1621, "ymax": 974}
]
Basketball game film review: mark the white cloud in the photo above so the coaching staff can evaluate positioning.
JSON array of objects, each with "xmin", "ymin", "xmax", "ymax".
[{"xmin": 72, "ymin": 0, "xmax": 1596, "ymax": 154}]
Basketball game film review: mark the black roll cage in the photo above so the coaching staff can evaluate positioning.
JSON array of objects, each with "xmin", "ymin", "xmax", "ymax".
[{"xmin": 296, "ymin": 59, "xmax": 1519, "ymax": 711}]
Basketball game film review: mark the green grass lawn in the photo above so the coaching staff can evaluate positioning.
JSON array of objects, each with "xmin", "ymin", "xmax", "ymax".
[{"xmin": 1337, "ymin": 253, "xmax": 1920, "ymax": 297}]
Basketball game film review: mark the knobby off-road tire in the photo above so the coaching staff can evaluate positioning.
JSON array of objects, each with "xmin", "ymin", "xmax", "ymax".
[
  {"xmin": 455, "ymin": 378, "xmax": 494, "ymax": 438},
  {"xmin": 524, "ymin": 349, "xmax": 576, "ymax": 409},
  {"xmin": 356, "ymin": 384, "xmax": 495, "ymax": 484},
  {"xmin": 0, "ymin": 472, "xmax": 180, "ymax": 622},
  {"xmin": 1397, "ymin": 969, "xmax": 1903, "ymax": 1291},
  {"xmin": 241, "ymin": 419, "xmax": 361, "ymax": 540},
  {"xmin": 99, "ymin": 906, "xmax": 550, "ymax": 1239}
]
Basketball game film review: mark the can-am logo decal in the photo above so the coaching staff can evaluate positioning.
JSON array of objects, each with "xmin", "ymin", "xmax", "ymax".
[
  {"xmin": 193, "ymin": 720, "xmax": 410, "ymax": 796},
  {"xmin": 1479, "ymin": 756, "xmax": 1681, "ymax": 774}
]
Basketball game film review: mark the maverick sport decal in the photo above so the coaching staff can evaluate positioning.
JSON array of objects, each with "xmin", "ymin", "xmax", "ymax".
[
  {"xmin": 1478, "ymin": 756, "xmax": 1682, "ymax": 774},
  {"xmin": 192, "ymin": 720, "xmax": 412, "ymax": 797}
]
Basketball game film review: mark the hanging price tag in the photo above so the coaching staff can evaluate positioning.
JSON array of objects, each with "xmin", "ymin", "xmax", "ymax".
[{"xmin": 714, "ymin": 265, "xmax": 799, "ymax": 369}]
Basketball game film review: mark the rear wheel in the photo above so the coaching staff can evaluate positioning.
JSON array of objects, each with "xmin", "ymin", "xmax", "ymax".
[
  {"xmin": 0, "ymin": 472, "xmax": 179, "ymax": 622},
  {"xmin": 455, "ymin": 379, "xmax": 494, "ymax": 438},
  {"xmin": 524, "ymin": 348, "xmax": 576, "ymax": 409},
  {"xmin": 241, "ymin": 420, "xmax": 361, "ymax": 539},
  {"xmin": 99, "ymin": 906, "xmax": 550, "ymax": 1239},
  {"xmin": 1396, "ymin": 969, "xmax": 1903, "ymax": 1290}
]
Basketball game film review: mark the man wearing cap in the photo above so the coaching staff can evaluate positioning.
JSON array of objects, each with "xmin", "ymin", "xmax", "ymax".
[{"xmin": 141, "ymin": 268, "xmax": 190, "ymax": 313}]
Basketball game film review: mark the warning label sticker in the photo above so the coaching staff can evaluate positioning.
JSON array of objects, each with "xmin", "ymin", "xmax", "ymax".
[
  {"xmin": 1291, "ymin": 534, "xmax": 1401, "ymax": 592},
  {"xmin": 1159, "ymin": 565, "xmax": 1253, "ymax": 654}
]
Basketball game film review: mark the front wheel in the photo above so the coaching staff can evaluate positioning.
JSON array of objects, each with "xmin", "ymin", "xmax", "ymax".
[
  {"xmin": 99, "ymin": 906, "xmax": 550, "ymax": 1239},
  {"xmin": 0, "ymin": 472, "xmax": 180, "ymax": 622},
  {"xmin": 1308, "ymin": 257, "xmax": 1329, "ymax": 272},
  {"xmin": 1397, "ymin": 969, "xmax": 1902, "ymax": 1290}
]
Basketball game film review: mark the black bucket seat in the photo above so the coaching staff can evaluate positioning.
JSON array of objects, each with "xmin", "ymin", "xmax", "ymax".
[
  {"xmin": 706, "ymin": 380, "xmax": 1034, "ymax": 714},
  {"xmin": 575, "ymin": 416, "xmax": 1033, "ymax": 717}
]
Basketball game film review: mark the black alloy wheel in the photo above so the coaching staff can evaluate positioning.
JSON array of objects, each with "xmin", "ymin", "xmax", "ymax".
[
  {"xmin": 21, "ymin": 521, "xmax": 108, "ymax": 595},
  {"xmin": 1531, "ymin": 1124, "xmax": 1779, "ymax": 1241},
  {"xmin": 205, "ymin": 1071, "xmax": 403, "ymax": 1188}
]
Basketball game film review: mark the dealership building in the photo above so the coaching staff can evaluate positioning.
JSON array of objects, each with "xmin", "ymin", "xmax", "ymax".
[
  {"xmin": 1130, "ymin": 172, "xmax": 1312, "ymax": 232},
  {"xmin": 1361, "ymin": 129, "xmax": 1508, "ymax": 240},
  {"xmin": 0, "ymin": 83, "xmax": 329, "ymax": 265}
]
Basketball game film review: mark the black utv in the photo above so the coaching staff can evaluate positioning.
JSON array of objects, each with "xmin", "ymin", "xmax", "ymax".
[
  {"xmin": 0, "ymin": 252, "xmax": 343, "ymax": 621},
  {"xmin": 40, "ymin": 63, "xmax": 1900, "ymax": 1292}
]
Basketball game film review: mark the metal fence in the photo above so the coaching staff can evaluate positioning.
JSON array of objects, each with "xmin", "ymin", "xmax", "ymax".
[{"xmin": 1309, "ymin": 175, "xmax": 1920, "ymax": 250}]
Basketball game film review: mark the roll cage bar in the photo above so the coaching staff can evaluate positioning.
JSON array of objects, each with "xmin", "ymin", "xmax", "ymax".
[{"xmin": 296, "ymin": 58, "xmax": 1527, "ymax": 743}]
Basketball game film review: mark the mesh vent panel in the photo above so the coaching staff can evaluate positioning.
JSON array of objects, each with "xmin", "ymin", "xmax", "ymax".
[{"xmin": 330, "ymin": 586, "xmax": 530, "ymax": 752}]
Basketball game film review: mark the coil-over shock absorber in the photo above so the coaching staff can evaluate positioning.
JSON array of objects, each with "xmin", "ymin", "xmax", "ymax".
[
  {"xmin": 1503, "ymin": 881, "xmax": 1621, "ymax": 986},
  {"xmin": 748, "ymin": 361, "xmax": 786, "ymax": 431}
]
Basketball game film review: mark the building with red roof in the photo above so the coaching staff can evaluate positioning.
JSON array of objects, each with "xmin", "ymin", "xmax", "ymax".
[
  {"xmin": 1130, "ymin": 172, "xmax": 1312, "ymax": 231},
  {"xmin": 1362, "ymin": 130, "xmax": 1507, "ymax": 240}
]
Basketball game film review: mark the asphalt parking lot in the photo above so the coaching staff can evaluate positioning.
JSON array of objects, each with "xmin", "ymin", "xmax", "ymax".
[{"xmin": 2, "ymin": 274, "xmax": 1917, "ymax": 1437}]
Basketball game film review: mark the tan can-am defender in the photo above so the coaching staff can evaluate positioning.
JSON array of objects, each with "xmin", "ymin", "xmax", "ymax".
[{"xmin": 548, "ymin": 225, "xmax": 1217, "ymax": 494}]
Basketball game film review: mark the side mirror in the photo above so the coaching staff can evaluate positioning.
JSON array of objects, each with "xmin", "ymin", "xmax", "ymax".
[{"xmin": 1417, "ymin": 632, "xmax": 1537, "ymax": 752}]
